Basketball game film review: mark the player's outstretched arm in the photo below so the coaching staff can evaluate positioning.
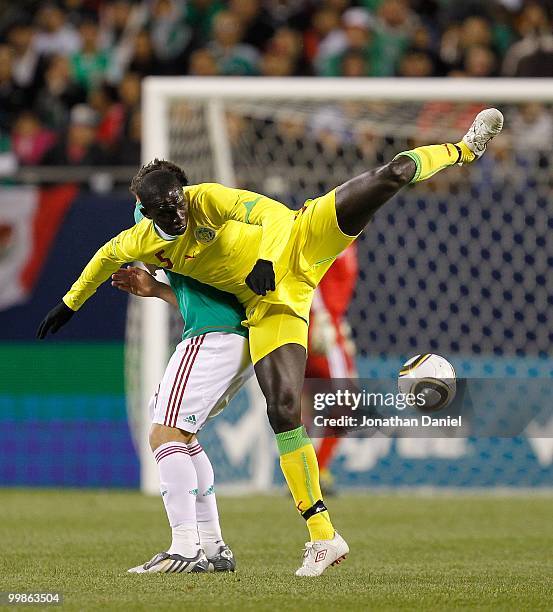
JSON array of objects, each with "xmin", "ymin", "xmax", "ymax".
[
  {"xmin": 111, "ymin": 266, "xmax": 178, "ymax": 308},
  {"xmin": 37, "ymin": 227, "xmax": 139, "ymax": 339}
]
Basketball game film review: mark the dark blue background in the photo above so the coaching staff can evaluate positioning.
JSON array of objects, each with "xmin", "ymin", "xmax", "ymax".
[{"xmin": 0, "ymin": 190, "xmax": 134, "ymax": 341}]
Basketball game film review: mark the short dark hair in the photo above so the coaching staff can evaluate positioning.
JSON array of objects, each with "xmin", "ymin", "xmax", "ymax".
[
  {"xmin": 130, "ymin": 158, "xmax": 188, "ymax": 197},
  {"xmin": 134, "ymin": 169, "xmax": 183, "ymax": 209}
]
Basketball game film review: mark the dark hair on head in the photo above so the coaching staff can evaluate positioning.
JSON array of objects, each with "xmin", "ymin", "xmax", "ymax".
[
  {"xmin": 134, "ymin": 169, "xmax": 183, "ymax": 208},
  {"xmin": 130, "ymin": 158, "xmax": 188, "ymax": 197}
]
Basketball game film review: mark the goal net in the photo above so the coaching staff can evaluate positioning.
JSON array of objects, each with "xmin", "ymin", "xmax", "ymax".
[{"xmin": 128, "ymin": 78, "xmax": 553, "ymax": 494}]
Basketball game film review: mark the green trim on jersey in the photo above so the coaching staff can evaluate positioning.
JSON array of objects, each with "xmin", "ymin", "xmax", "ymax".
[
  {"xmin": 243, "ymin": 196, "xmax": 261, "ymax": 223},
  {"xmin": 134, "ymin": 204, "xmax": 247, "ymax": 340}
]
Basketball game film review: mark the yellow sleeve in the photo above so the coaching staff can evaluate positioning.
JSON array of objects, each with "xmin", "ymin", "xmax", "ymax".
[
  {"xmin": 191, "ymin": 183, "xmax": 295, "ymax": 264},
  {"xmin": 62, "ymin": 228, "xmax": 137, "ymax": 311}
]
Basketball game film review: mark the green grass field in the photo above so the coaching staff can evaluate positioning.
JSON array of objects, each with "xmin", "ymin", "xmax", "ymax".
[{"xmin": 1, "ymin": 490, "xmax": 552, "ymax": 611}]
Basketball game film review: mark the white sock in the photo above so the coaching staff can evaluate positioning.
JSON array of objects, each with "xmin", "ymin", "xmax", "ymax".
[
  {"xmin": 154, "ymin": 441, "xmax": 200, "ymax": 558},
  {"xmin": 188, "ymin": 441, "xmax": 224, "ymax": 558}
]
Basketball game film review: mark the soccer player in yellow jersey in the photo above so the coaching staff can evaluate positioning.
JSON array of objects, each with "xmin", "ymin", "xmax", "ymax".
[{"xmin": 38, "ymin": 109, "xmax": 503, "ymax": 576}]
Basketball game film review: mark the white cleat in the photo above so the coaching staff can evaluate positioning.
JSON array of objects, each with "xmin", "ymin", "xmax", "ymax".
[
  {"xmin": 295, "ymin": 532, "xmax": 349, "ymax": 577},
  {"xmin": 128, "ymin": 550, "xmax": 209, "ymax": 574},
  {"xmin": 462, "ymin": 108, "xmax": 504, "ymax": 161}
]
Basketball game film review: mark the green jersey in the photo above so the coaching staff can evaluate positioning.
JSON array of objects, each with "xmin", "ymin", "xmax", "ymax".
[{"xmin": 134, "ymin": 204, "xmax": 247, "ymax": 340}]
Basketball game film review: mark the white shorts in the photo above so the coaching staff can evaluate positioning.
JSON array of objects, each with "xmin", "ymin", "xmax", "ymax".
[{"xmin": 149, "ymin": 332, "xmax": 253, "ymax": 433}]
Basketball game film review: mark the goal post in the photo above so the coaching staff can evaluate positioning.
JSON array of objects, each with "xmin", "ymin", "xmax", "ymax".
[
  {"xmin": 143, "ymin": 76, "xmax": 553, "ymax": 102},
  {"xmin": 129, "ymin": 77, "xmax": 553, "ymax": 494}
]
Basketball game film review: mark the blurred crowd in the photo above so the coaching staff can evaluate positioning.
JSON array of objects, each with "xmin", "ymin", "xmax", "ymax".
[{"xmin": 0, "ymin": 0, "xmax": 552, "ymax": 168}]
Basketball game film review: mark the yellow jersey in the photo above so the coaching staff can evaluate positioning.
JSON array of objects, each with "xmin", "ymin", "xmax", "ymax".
[{"xmin": 64, "ymin": 182, "xmax": 303, "ymax": 320}]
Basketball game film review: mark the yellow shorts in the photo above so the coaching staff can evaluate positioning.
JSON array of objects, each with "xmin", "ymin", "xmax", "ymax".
[
  {"xmin": 247, "ymin": 189, "xmax": 358, "ymax": 364},
  {"xmin": 248, "ymin": 303, "xmax": 309, "ymax": 365}
]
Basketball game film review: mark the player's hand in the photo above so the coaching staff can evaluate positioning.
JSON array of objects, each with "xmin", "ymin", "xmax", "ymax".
[
  {"xmin": 111, "ymin": 266, "xmax": 161, "ymax": 298},
  {"xmin": 245, "ymin": 259, "xmax": 275, "ymax": 296},
  {"xmin": 36, "ymin": 301, "xmax": 75, "ymax": 339}
]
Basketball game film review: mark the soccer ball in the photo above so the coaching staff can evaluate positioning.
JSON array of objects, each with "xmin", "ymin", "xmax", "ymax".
[{"xmin": 398, "ymin": 354, "xmax": 457, "ymax": 411}]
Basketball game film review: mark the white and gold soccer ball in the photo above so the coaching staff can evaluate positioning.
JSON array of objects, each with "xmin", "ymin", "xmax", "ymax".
[{"xmin": 398, "ymin": 354, "xmax": 457, "ymax": 411}]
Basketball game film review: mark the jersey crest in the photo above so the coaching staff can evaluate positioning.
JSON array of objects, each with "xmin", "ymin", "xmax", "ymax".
[{"xmin": 194, "ymin": 226, "xmax": 216, "ymax": 244}]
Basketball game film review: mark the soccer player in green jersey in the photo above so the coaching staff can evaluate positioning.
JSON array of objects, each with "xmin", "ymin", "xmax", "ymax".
[{"xmin": 122, "ymin": 161, "xmax": 254, "ymax": 574}]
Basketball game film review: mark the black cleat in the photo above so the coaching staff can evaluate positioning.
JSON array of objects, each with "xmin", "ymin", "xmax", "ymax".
[{"xmin": 207, "ymin": 545, "xmax": 236, "ymax": 572}]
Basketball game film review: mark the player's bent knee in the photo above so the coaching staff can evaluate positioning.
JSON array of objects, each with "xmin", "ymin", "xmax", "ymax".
[
  {"xmin": 266, "ymin": 389, "xmax": 301, "ymax": 434},
  {"xmin": 383, "ymin": 157, "xmax": 415, "ymax": 186},
  {"xmin": 149, "ymin": 423, "xmax": 195, "ymax": 451}
]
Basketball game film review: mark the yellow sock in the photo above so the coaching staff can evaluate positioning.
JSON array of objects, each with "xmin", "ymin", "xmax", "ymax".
[
  {"xmin": 456, "ymin": 140, "xmax": 476, "ymax": 164},
  {"xmin": 276, "ymin": 426, "xmax": 335, "ymax": 541},
  {"xmin": 396, "ymin": 141, "xmax": 475, "ymax": 183}
]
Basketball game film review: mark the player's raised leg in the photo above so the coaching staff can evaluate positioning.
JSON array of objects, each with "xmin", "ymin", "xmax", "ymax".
[{"xmin": 335, "ymin": 108, "xmax": 504, "ymax": 236}]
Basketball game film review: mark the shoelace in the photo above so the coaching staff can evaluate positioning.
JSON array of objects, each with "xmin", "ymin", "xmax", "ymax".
[
  {"xmin": 466, "ymin": 120, "xmax": 488, "ymax": 155},
  {"xmin": 301, "ymin": 542, "xmax": 316, "ymax": 562}
]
